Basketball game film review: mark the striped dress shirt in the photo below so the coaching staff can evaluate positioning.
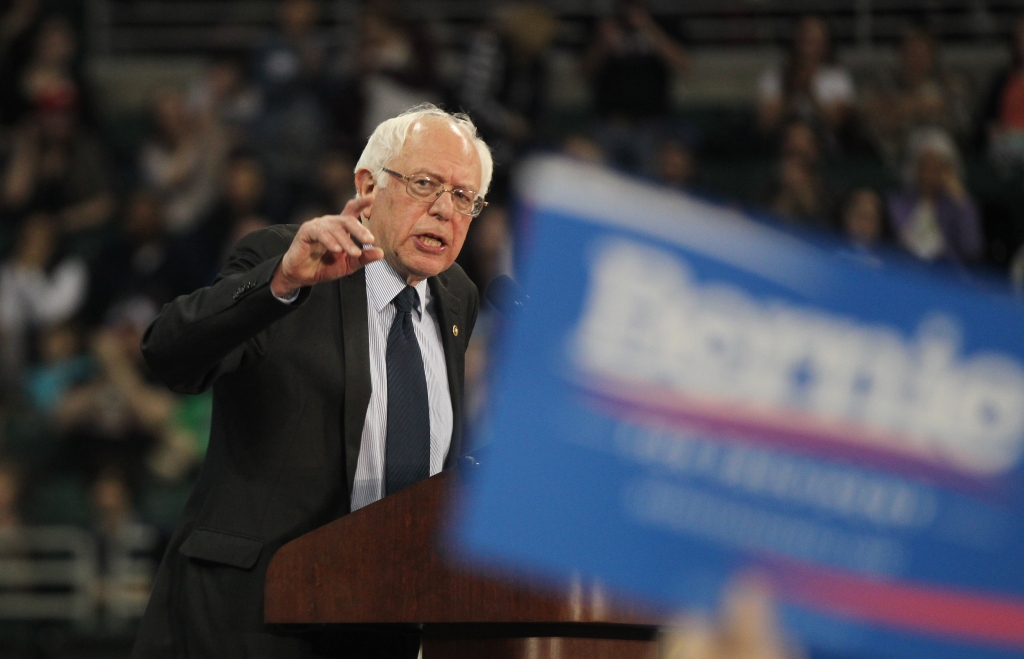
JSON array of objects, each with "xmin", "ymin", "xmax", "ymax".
[{"xmin": 349, "ymin": 259, "xmax": 453, "ymax": 511}]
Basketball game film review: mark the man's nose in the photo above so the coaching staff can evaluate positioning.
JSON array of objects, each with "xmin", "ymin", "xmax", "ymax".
[{"xmin": 429, "ymin": 189, "xmax": 455, "ymax": 220}]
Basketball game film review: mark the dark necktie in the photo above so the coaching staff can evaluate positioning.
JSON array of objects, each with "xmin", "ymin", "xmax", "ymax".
[{"xmin": 385, "ymin": 286, "xmax": 431, "ymax": 495}]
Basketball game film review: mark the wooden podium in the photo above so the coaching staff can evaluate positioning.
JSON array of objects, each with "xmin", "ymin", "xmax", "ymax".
[{"xmin": 265, "ymin": 468, "xmax": 664, "ymax": 658}]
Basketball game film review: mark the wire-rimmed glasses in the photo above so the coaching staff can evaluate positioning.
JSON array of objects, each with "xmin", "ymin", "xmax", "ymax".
[{"xmin": 382, "ymin": 168, "xmax": 488, "ymax": 218}]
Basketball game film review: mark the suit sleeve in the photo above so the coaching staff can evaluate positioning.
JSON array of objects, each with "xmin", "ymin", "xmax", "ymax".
[{"xmin": 141, "ymin": 225, "xmax": 310, "ymax": 394}]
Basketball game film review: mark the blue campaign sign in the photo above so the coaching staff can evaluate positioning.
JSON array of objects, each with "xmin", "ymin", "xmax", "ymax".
[{"xmin": 458, "ymin": 157, "xmax": 1024, "ymax": 659}]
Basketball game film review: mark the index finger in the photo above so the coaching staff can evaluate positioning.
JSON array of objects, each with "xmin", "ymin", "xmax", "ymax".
[
  {"xmin": 341, "ymin": 195, "xmax": 373, "ymax": 219},
  {"xmin": 325, "ymin": 212, "xmax": 375, "ymax": 245}
]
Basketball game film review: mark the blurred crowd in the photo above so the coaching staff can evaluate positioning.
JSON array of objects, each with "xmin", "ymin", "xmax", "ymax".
[{"xmin": 1, "ymin": 0, "xmax": 1024, "ymax": 642}]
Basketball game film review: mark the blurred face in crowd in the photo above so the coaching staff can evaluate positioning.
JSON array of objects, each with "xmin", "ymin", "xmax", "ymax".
[
  {"xmin": 208, "ymin": 59, "xmax": 245, "ymax": 101},
  {"xmin": 499, "ymin": 2, "xmax": 557, "ymax": 58},
  {"xmin": 225, "ymin": 158, "xmax": 265, "ymax": 212},
  {"xmin": 41, "ymin": 323, "xmax": 80, "ymax": 364},
  {"xmin": 0, "ymin": 465, "xmax": 21, "ymax": 521},
  {"xmin": 901, "ymin": 30, "xmax": 936, "ymax": 82},
  {"xmin": 471, "ymin": 205, "xmax": 510, "ymax": 282},
  {"xmin": 37, "ymin": 108, "xmax": 75, "ymax": 143},
  {"xmin": 782, "ymin": 122, "xmax": 820, "ymax": 166},
  {"xmin": 779, "ymin": 154, "xmax": 814, "ymax": 193},
  {"xmin": 279, "ymin": 0, "xmax": 319, "ymax": 37},
  {"xmin": 15, "ymin": 214, "xmax": 56, "ymax": 269},
  {"xmin": 916, "ymin": 149, "xmax": 954, "ymax": 197},
  {"xmin": 319, "ymin": 151, "xmax": 356, "ymax": 203},
  {"xmin": 843, "ymin": 189, "xmax": 884, "ymax": 245},
  {"xmin": 794, "ymin": 16, "xmax": 829, "ymax": 65},
  {"xmin": 125, "ymin": 191, "xmax": 164, "ymax": 242},
  {"xmin": 562, "ymin": 134, "xmax": 607, "ymax": 164},
  {"xmin": 35, "ymin": 15, "xmax": 76, "ymax": 66},
  {"xmin": 91, "ymin": 469, "xmax": 133, "ymax": 532},
  {"xmin": 357, "ymin": 119, "xmax": 482, "ymax": 285},
  {"xmin": 152, "ymin": 89, "xmax": 191, "ymax": 142},
  {"xmin": 658, "ymin": 141, "xmax": 695, "ymax": 187}
]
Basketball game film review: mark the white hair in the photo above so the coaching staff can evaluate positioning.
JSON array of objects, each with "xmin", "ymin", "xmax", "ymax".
[
  {"xmin": 355, "ymin": 103, "xmax": 494, "ymax": 196},
  {"xmin": 903, "ymin": 127, "xmax": 962, "ymax": 187}
]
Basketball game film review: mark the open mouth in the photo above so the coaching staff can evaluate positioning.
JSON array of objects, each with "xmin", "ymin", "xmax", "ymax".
[{"xmin": 417, "ymin": 233, "xmax": 446, "ymax": 248}]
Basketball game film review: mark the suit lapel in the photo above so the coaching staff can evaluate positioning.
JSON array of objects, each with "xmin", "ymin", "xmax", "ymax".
[
  {"xmin": 339, "ymin": 268, "xmax": 371, "ymax": 502},
  {"xmin": 429, "ymin": 273, "xmax": 465, "ymax": 467}
]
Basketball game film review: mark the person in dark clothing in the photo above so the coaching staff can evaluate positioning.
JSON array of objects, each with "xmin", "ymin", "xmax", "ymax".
[
  {"xmin": 767, "ymin": 121, "xmax": 838, "ymax": 232},
  {"xmin": 460, "ymin": 2, "xmax": 557, "ymax": 167},
  {"xmin": 0, "ymin": 1, "xmax": 46, "ymax": 126},
  {"xmin": 584, "ymin": 0, "xmax": 689, "ymax": 175},
  {"xmin": 756, "ymin": 15, "xmax": 857, "ymax": 153},
  {"xmin": 982, "ymin": 14, "xmax": 1024, "ymax": 170},
  {"xmin": 1, "ymin": 104, "xmax": 113, "ymax": 235},
  {"xmin": 131, "ymin": 105, "xmax": 491, "ymax": 659},
  {"xmin": 187, "ymin": 155, "xmax": 272, "ymax": 286},
  {"xmin": 84, "ymin": 190, "xmax": 193, "ymax": 328}
]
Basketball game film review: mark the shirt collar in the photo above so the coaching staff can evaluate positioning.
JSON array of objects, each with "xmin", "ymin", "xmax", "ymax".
[{"xmin": 365, "ymin": 259, "xmax": 429, "ymax": 317}]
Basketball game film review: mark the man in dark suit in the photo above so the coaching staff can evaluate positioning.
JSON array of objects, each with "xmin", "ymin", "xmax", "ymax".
[{"xmin": 132, "ymin": 105, "xmax": 492, "ymax": 658}]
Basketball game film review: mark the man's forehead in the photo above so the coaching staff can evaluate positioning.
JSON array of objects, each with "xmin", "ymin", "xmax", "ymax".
[{"xmin": 395, "ymin": 120, "xmax": 481, "ymax": 186}]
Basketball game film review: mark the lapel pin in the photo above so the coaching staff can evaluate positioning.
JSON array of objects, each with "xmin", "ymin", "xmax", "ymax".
[{"xmin": 452, "ymin": 325, "xmax": 459, "ymax": 337}]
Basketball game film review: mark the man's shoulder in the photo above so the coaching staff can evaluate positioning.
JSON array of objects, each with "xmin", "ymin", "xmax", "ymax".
[
  {"xmin": 249, "ymin": 223, "xmax": 300, "ymax": 245},
  {"xmin": 436, "ymin": 262, "xmax": 477, "ymax": 297},
  {"xmin": 226, "ymin": 223, "xmax": 300, "ymax": 259}
]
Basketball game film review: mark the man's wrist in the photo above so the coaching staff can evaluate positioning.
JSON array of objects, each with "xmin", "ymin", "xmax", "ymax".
[{"xmin": 270, "ymin": 264, "xmax": 302, "ymax": 301}]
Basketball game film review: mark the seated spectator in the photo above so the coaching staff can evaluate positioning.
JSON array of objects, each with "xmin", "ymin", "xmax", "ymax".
[
  {"xmin": 250, "ymin": 0, "xmax": 330, "ymax": 222},
  {"xmin": 19, "ymin": 14, "xmax": 93, "ymax": 128},
  {"xmin": 584, "ymin": 0, "xmax": 689, "ymax": 175},
  {"xmin": 24, "ymin": 321, "xmax": 90, "ymax": 413},
  {"xmin": 0, "ymin": 213, "xmax": 88, "ymax": 381},
  {"xmin": 886, "ymin": 128, "xmax": 983, "ymax": 263},
  {"xmin": 294, "ymin": 149, "xmax": 356, "ymax": 222},
  {"xmin": 0, "ymin": 461, "xmax": 22, "ymax": 532},
  {"xmin": 459, "ymin": 204, "xmax": 514, "ymax": 293},
  {"xmin": 222, "ymin": 215, "xmax": 270, "ymax": 258},
  {"xmin": 562, "ymin": 133, "xmax": 607, "ymax": 165},
  {"xmin": 186, "ymin": 55, "xmax": 261, "ymax": 147},
  {"xmin": 862, "ymin": 27, "xmax": 972, "ymax": 166},
  {"xmin": 90, "ymin": 466, "xmax": 159, "ymax": 621},
  {"xmin": 983, "ymin": 14, "xmax": 1024, "ymax": 170},
  {"xmin": 194, "ymin": 155, "xmax": 272, "ymax": 278},
  {"xmin": 841, "ymin": 188, "xmax": 887, "ymax": 247},
  {"xmin": 57, "ymin": 318, "xmax": 200, "ymax": 484},
  {"xmin": 91, "ymin": 466, "xmax": 140, "ymax": 538},
  {"xmin": 461, "ymin": 2, "xmax": 557, "ymax": 164},
  {"xmin": 768, "ymin": 121, "xmax": 836, "ymax": 231},
  {"xmin": 314, "ymin": 149, "xmax": 355, "ymax": 212},
  {"xmin": 0, "ymin": 0, "xmax": 44, "ymax": 124},
  {"xmin": 84, "ymin": 190, "xmax": 194, "ymax": 326},
  {"xmin": 656, "ymin": 139, "xmax": 696, "ymax": 191},
  {"xmin": 140, "ymin": 87, "xmax": 228, "ymax": 236},
  {"xmin": 252, "ymin": 0, "xmax": 327, "ymax": 97},
  {"xmin": 1, "ymin": 105, "xmax": 114, "ymax": 232},
  {"xmin": 757, "ymin": 15, "xmax": 855, "ymax": 148},
  {"xmin": 355, "ymin": 7, "xmax": 439, "ymax": 139}
]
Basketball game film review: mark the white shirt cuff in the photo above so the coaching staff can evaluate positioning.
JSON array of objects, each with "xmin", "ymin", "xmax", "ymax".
[{"xmin": 272, "ymin": 288, "xmax": 301, "ymax": 304}]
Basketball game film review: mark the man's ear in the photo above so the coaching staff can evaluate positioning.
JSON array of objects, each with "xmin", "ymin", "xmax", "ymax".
[{"xmin": 354, "ymin": 168, "xmax": 376, "ymax": 220}]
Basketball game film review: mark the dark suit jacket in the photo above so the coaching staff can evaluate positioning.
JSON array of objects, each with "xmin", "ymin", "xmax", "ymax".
[{"xmin": 131, "ymin": 224, "xmax": 478, "ymax": 659}]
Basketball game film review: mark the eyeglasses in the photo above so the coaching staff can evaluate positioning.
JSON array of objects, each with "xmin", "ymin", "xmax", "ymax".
[{"xmin": 382, "ymin": 168, "xmax": 487, "ymax": 218}]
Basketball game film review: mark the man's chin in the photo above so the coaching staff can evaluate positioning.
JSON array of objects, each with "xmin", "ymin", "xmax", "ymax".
[{"xmin": 392, "ymin": 253, "xmax": 454, "ymax": 284}]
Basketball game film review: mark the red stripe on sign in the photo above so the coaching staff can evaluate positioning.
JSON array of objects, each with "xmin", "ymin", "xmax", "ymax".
[{"xmin": 770, "ymin": 560, "xmax": 1024, "ymax": 647}]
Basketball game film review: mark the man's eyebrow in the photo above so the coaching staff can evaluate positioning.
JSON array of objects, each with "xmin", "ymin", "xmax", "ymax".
[
  {"xmin": 419, "ymin": 170, "xmax": 446, "ymax": 182},
  {"xmin": 419, "ymin": 169, "xmax": 478, "ymax": 192}
]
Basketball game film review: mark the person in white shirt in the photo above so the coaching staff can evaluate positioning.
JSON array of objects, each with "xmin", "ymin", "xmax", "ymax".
[{"xmin": 757, "ymin": 15, "xmax": 856, "ymax": 141}]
